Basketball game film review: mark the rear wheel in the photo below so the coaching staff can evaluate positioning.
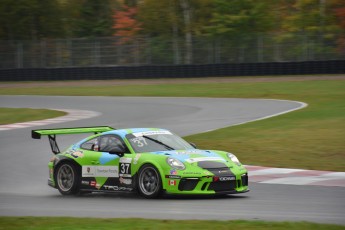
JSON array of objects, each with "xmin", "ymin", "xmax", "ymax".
[
  {"xmin": 137, "ymin": 164, "xmax": 162, "ymax": 198},
  {"xmin": 55, "ymin": 162, "xmax": 80, "ymax": 195}
]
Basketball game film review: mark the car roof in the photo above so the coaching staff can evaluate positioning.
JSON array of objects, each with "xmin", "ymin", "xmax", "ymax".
[
  {"xmin": 74, "ymin": 128, "xmax": 171, "ymax": 147},
  {"xmin": 102, "ymin": 128, "xmax": 170, "ymax": 138}
]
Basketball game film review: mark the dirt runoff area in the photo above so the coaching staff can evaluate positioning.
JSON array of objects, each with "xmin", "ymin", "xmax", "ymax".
[{"xmin": 0, "ymin": 75, "xmax": 344, "ymax": 88}]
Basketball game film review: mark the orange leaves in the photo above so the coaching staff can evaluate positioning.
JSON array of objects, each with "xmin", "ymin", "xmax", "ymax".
[
  {"xmin": 335, "ymin": 7, "xmax": 345, "ymax": 29},
  {"xmin": 334, "ymin": 7, "xmax": 345, "ymax": 53},
  {"xmin": 113, "ymin": 5, "xmax": 142, "ymax": 44}
]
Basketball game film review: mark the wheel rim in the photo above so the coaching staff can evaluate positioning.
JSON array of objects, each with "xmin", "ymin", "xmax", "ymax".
[
  {"xmin": 57, "ymin": 164, "xmax": 74, "ymax": 192},
  {"xmin": 139, "ymin": 167, "xmax": 160, "ymax": 196}
]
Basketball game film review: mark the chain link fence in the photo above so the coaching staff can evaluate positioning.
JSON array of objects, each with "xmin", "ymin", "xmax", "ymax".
[{"xmin": 1, "ymin": 34, "xmax": 344, "ymax": 69}]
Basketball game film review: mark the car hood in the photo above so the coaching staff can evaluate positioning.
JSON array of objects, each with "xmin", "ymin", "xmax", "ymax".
[{"xmin": 152, "ymin": 149, "xmax": 228, "ymax": 165}]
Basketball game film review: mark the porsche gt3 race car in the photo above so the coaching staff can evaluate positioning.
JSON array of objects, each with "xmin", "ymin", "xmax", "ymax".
[{"xmin": 32, "ymin": 126, "xmax": 249, "ymax": 198}]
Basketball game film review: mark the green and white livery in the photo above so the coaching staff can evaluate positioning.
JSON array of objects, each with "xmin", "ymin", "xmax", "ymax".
[{"xmin": 32, "ymin": 126, "xmax": 249, "ymax": 198}]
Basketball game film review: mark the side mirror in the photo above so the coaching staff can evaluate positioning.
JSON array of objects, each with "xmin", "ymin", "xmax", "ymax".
[
  {"xmin": 189, "ymin": 142, "xmax": 197, "ymax": 148},
  {"xmin": 108, "ymin": 146, "xmax": 126, "ymax": 157}
]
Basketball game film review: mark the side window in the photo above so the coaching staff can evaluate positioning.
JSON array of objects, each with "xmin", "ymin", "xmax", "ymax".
[
  {"xmin": 99, "ymin": 135, "xmax": 126, "ymax": 152},
  {"xmin": 80, "ymin": 137, "xmax": 98, "ymax": 151}
]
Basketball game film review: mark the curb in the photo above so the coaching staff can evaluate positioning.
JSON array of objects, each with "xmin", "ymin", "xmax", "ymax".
[
  {"xmin": 0, "ymin": 109, "xmax": 101, "ymax": 131},
  {"xmin": 246, "ymin": 165, "xmax": 345, "ymax": 187}
]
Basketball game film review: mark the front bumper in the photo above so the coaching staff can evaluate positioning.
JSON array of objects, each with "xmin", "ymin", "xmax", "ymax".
[{"xmin": 164, "ymin": 173, "xmax": 249, "ymax": 195}]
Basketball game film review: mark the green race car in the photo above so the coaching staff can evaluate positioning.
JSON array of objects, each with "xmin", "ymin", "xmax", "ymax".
[{"xmin": 32, "ymin": 126, "xmax": 249, "ymax": 198}]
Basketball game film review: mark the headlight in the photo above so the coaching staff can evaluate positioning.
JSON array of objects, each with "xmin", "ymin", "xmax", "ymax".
[
  {"xmin": 166, "ymin": 157, "xmax": 185, "ymax": 170},
  {"xmin": 227, "ymin": 153, "xmax": 241, "ymax": 166}
]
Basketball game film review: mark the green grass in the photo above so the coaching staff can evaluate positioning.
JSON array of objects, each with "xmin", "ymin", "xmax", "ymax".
[
  {"xmin": 0, "ymin": 108, "xmax": 66, "ymax": 125},
  {"xmin": 1, "ymin": 79, "xmax": 344, "ymax": 171},
  {"xmin": 0, "ymin": 217, "xmax": 344, "ymax": 230},
  {"xmin": 183, "ymin": 81, "xmax": 345, "ymax": 171}
]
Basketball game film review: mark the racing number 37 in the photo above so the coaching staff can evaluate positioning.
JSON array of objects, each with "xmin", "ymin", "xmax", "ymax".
[{"xmin": 120, "ymin": 163, "xmax": 131, "ymax": 175}]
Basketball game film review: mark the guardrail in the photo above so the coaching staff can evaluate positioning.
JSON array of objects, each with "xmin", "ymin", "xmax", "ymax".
[{"xmin": 0, "ymin": 60, "xmax": 344, "ymax": 81}]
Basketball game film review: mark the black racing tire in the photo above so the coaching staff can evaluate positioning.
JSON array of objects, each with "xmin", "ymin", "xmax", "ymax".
[
  {"xmin": 54, "ymin": 162, "xmax": 80, "ymax": 195},
  {"xmin": 137, "ymin": 164, "xmax": 162, "ymax": 198}
]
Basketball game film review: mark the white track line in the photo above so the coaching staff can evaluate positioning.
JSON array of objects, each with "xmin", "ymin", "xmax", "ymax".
[
  {"xmin": 0, "ymin": 109, "xmax": 100, "ymax": 131},
  {"xmin": 204, "ymin": 99, "xmax": 308, "ymax": 133},
  {"xmin": 228, "ymin": 99, "xmax": 308, "ymax": 127}
]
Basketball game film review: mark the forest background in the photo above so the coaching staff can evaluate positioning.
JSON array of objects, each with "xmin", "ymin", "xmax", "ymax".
[{"xmin": 0, "ymin": 0, "xmax": 344, "ymax": 67}]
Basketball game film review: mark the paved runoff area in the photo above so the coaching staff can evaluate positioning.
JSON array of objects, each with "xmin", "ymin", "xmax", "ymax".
[{"xmin": 246, "ymin": 165, "xmax": 345, "ymax": 187}]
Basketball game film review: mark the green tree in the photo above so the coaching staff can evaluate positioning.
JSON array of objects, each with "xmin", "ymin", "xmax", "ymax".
[
  {"xmin": 74, "ymin": 0, "xmax": 114, "ymax": 37},
  {"xmin": 203, "ymin": 0, "xmax": 276, "ymax": 62},
  {"xmin": 0, "ymin": 0, "xmax": 64, "ymax": 40},
  {"xmin": 278, "ymin": 0, "xmax": 343, "ymax": 60},
  {"xmin": 281, "ymin": 0, "xmax": 340, "ymax": 35},
  {"xmin": 333, "ymin": 0, "xmax": 345, "ymax": 54},
  {"xmin": 138, "ymin": 0, "xmax": 213, "ymax": 64},
  {"xmin": 57, "ymin": 0, "xmax": 83, "ymax": 38},
  {"xmin": 205, "ymin": 0, "xmax": 276, "ymax": 39}
]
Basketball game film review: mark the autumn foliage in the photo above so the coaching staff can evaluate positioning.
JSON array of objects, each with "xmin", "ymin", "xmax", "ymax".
[
  {"xmin": 113, "ymin": 5, "xmax": 142, "ymax": 44},
  {"xmin": 1, "ymin": 0, "xmax": 344, "ymax": 58},
  {"xmin": 335, "ymin": 7, "xmax": 345, "ymax": 53}
]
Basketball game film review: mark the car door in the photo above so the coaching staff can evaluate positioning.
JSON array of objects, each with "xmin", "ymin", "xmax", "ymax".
[
  {"xmin": 98, "ymin": 134, "xmax": 135, "ymax": 191},
  {"xmin": 77, "ymin": 134, "xmax": 122, "ymax": 190}
]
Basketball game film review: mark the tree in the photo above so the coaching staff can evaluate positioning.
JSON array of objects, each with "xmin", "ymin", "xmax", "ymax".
[
  {"xmin": 0, "ymin": 0, "xmax": 64, "ymax": 40},
  {"xmin": 278, "ymin": 0, "xmax": 343, "ymax": 59},
  {"xmin": 138, "ymin": 0, "xmax": 213, "ymax": 64},
  {"xmin": 202, "ymin": 0, "xmax": 277, "ymax": 62},
  {"xmin": 113, "ymin": 5, "xmax": 142, "ymax": 44},
  {"xmin": 138, "ymin": 0, "xmax": 176, "ymax": 37},
  {"xmin": 205, "ymin": 0, "xmax": 276, "ymax": 39},
  {"xmin": 74, "ymin": 0, "xmax": 114, "ymax": 37},
  {"xmin": 333, "ymin": 0, "xmax": 345, "ymax": 54},
  {"xmin": 136, "ymin": 0, "xmax": 180, "ymax": 64}
]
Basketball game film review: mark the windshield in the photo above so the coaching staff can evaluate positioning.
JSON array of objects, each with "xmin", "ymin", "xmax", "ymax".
[{"xmin": 126, "ymin": 131, "xmax": 194, "ymax": 153}]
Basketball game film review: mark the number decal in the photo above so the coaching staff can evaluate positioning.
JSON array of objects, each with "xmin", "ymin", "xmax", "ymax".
[
  {"xmin": 132, "ymin": 137, "xmax": 147, "ymax": 148},
  {"xmin": 120, "ymin": 163, "xmax": 131, "ymax": 175}
]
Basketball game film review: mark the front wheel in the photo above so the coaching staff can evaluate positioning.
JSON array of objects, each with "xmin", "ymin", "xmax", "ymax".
[
  {"xmin": 137, "ymin": 164, "xmax": 162, "ymax": 198},
  {"xmin": 55, "ymin": 162, "xmax": 80, "ymax": 195}
]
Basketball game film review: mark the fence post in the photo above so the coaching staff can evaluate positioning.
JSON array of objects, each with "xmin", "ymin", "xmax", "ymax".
[
  {"xmin": 40, "ymin": 39, "xmax": 46, "ymax": 68},
  {"xmin": 146, "ymin": 36, "xmax": 152, "ymax": 65},
  {"xmin": 16, "ymin": 42, "xmax": 23, "ymax": 68},
  {"xmin": 173, "ymin": 37, "xmax": 180, "ymax": 65},
  {"xmin": 257, "ymin": 34, "xmax": 263, "ymax": 62},
  {"xmin": 303, "ymin": 34, "xmax": 308, "ymax": 61},
  {"xmin": 68, "ymin": 39, "xmax": 72, "ymax": 66},
  {"xmin": 215, "ymin": 39, "xmax": 220, "ymax": 63},
  {"xmin": 135, "ymin": 38, "xmax": 140, "ymax": 65},
  {"xmin": 94, "ymin": 40, "xmax": 100, "ymax": 66},
  {"xmin": 208, "ymin": 40, "xmax": 213, "ymax": 64},
  {"xmin": 56, "ymin": 40, "xmax": 62, "ymax": 67},
  {"xmin": 274, "ymin": 42, "xmax": 281, "ymax": 62}
]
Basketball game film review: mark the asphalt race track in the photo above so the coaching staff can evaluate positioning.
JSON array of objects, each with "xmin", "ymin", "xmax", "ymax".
[{"xmin": 0, "ymin": 96, "xmax": 344, "ymax": 225}]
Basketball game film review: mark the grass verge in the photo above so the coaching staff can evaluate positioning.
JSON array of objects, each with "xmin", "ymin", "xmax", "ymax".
[
  {"xmin": 0, "ymin": 217, "xmax": 344, "ymax": 230},
  {"xmin": 1, "ymin": 79, "xmax": 344, "ymax": 171},
  {"xmin": 0, "ymin": 108, "xmax": 66, "ymax": 125}
]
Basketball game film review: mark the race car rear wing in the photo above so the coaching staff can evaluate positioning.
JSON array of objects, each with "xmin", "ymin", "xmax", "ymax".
[{"xmin": 32, "ymin": 126, "xmax": 115, "ymax": 154}]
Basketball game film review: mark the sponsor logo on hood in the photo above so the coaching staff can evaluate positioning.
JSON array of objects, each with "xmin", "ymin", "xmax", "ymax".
[
  {"xmin": 185, "ymin": 157, "xmax": 226, "ymax": 163},
  {"xmin": 150, "ymin": 149, "xmax": 227, "ymax": 164}
]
